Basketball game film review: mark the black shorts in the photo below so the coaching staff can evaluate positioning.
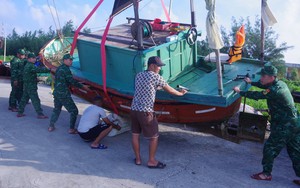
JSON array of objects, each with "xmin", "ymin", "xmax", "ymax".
[{"xmin": 79, "ymin": 124, "xmax": 110, "ymax": 141}]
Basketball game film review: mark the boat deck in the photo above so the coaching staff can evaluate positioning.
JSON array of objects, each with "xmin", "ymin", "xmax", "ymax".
[
  {"xmin": 78, "ymin": 22, "xmax": 182, "ymax": 49},
  {"xmin": 169, "ymin": 60, "xmax": 261, "ymax": 95}
]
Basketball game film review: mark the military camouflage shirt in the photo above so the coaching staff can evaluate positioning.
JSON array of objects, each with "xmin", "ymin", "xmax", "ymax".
[
  {"xmin": 53, "ymin": 64, "xmax": 83, "ymax": 98},
  {"xmin": 240, "ymin": 79, "xmax": 298, "ymax": 124},
  {"xmin": 23, "ymin": 62, "xmax": 50, "ymax": 90},
  {"xmin": 10, "ymin": 56, "xmax": 26, "ymax": 82}
]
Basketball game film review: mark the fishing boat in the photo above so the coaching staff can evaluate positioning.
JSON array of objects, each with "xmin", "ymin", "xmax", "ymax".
[{"xmin": 40, "ymin": 0, "xmax": 263, "ymax": 124}]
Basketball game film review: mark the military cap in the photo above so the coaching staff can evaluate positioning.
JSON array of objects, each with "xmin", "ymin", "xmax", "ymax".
[
  {"xmin": 27, "ymin": 52, "xmax": 36, "ymax": 59},
  {"xmin": 18, "ymin": 49, "xmax": 26, "ymax": 55},
  {"xmin": 63, "ymin": 53, "xmax": 74, "ymax": 60},
  {"xmin": 260, "ymin": 65, "xmax": 278, "ymax": 76}
]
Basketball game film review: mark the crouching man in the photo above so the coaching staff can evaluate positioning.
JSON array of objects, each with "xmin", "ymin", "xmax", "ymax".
[{"xmin": 77, "ymin": 96, "xmax": 121, "ymax": 149}]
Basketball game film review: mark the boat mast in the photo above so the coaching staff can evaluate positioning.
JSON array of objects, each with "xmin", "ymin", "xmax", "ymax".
[
  {"xmin": 260, "ymin": 0, "xmax": 264, "ymax": 64},
  {"xmin": 168, "ymin": 0, "xmax": 173, "ymax": 19},
  {"xmin": 1, "ymin": 23, "xmax": 6, "ymax": 62},
  {"xmin": 132, "ymin": 0, "xmax": 143, "ymax": 49},
  {"xmin": 190, "ymin": 0, "xmax": 196, "ymax": 27}
]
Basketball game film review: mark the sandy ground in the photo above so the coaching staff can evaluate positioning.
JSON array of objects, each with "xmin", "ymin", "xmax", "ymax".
[{"xmin": 0, "ymin": 78, "xmax": 298, "ymax": 188}]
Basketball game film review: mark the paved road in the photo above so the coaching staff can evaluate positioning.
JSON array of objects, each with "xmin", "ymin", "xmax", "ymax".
[{"xmin": 0, "ymin": 78, "xmax": 298, "ymax": 188}]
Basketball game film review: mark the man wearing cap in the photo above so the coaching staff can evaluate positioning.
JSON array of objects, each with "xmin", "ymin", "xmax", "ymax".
[
  {"xmin": 49, "ymin": 53, "xmax": 91, "ymax": 134},
  {"xmin": 131, "ymin": 56, "xmax": 187, "ymax": 169},
  {"xmin": 16, "ymin": 52, "xmax": 50, "ymax": 119},
  {"xmin": 8, "ymin": 49, "xmax": 26, "ymax": 111},
  {"xmin": 233, "ymin": 65, "xmax": 300, "ymax": 185},
  {"xmin": 77, "ymin": 96, "xmax": 121, "ymax": 149}
]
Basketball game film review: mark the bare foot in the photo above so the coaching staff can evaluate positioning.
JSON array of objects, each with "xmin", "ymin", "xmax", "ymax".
[{"xmin": 48, "ymin": 126, "xmax": 55, "ymax": 132}]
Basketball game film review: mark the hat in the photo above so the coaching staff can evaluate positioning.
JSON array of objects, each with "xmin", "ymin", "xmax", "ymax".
[
  {"xmin": 18, "ymin": 49, "xmax": 26, "ymax": 55},
  {"xmin": 27, "ymin": 52, "xmax": 36, "ymax": 59},
  {"xmin": 260, "ymin": 65, "xmax": 277, "ymax": 76},
  {"xmin": 63, "ymin": 53, "xmax": 74, "ymax": 60},
  {"xmin": 148, "ymin": 56, "xmax": 165, "ymax": 67}
]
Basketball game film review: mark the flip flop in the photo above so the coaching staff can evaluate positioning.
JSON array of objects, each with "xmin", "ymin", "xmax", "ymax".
[
  {"xmin": 68, "ymin": 129, "xmax": 78, "ymax": 134},
  {"xmin": 293, "ymin": 180, "xmax": 300, "ymax": 185},
  {"xmin": 134, "ymin": 158, "xmax": 141, "ymax": 165},
  {"xmin": 37, "ymin": 115, "xmax": 48, "ymax": 119},
  {"xmin": 91, "ymin": 144, "xmax": 107, "ymax": 150},
  {"xmin": 16, "ymin": 114, "xmax": 25, "ymax": 117},
  {"xmin": 251, "ymin": 172, "xmax": 272, "ymax": 181},
  {"xmin": 148, "ymin": 161, "xmax": 166, "ymax": 169}
]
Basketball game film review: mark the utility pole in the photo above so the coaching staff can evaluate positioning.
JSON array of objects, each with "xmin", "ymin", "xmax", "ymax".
[{"xmin": 1, "ymin": 22, "xmax": 6, "ymax": 62}]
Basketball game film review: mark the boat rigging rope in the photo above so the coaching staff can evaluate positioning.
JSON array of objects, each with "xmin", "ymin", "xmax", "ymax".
[
  {"xmin": 47, "ymin": 0, "xmax": 62, "ymax": 38},
  {"xmin": 101, "ymin": 17, "xmax": 119, "ymax": 115}
]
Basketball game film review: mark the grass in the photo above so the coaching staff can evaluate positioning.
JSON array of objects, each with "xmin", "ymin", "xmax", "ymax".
[
  {"xmin": 244, "ymin": 79, "xmax": 300, "ymax": 113},
  {"xmin": 0, "ymin": 55, "xmax": 13, "ymax": 62}
]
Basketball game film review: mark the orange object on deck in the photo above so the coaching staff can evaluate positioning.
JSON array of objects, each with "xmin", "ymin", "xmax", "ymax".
[{"xmin": 227, "ymin": 25, "xmax": 245, "ymax": 64}]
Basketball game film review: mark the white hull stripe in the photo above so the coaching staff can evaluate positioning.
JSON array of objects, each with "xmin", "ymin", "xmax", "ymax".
[
  {"xmin": 120, "ymin": 105, "xmax": 131, "ymax": 110},
  {"xmin": 120, "ymin": 105, "xmax": 170, "ymax": 115},
  {"xmin": 154, "ymin": 111, "xmax": 170, "ymax": 115},
  {"xmin": 78, "ymin": 89, "xmax": 87, "ymax": 94},
  {"xmin": 195, "ymin": 107, "xmax": 216, "ymax": 114}
]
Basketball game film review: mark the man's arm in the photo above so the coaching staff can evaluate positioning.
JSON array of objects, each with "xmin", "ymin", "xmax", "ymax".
[
  {"xmin": 244, "ymin": 77, "xmax": 268, "ymax": 89},
  {"xmin": 233, "ymin": 86, "xmax": 268, "ymax": 100},
  {"xmin": 102, "ymin": 117, "xmax": 121, "ymax": 131},
  {"xmin": 163, "ymin": 84, "xmax": 187, "ymax": 96}
]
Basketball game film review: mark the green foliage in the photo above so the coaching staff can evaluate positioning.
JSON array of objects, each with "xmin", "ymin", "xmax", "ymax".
[
  {"xmin": 0, "ymin": 20, "xmax": 91, "ymax": 57},
  {"xmin": 62, "ymin": 20, "xmax": 75, "ymax": 37},
  {"xmin": 245, "ymin": 79, "xmax": 300, "ymax": 113},
  {"xmin": 2, "ymin": 27, "xmax": 56, "ymax": 56},
  {"xmin": 0, "ymin": 55, "xmax": 13, "ymax": 62},
  {"xmin": 290, "ymin": 69, "xmax": 299, "ymax": 81}
]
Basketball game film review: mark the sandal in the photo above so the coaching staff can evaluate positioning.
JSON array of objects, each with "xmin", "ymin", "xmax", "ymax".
[
  {"xmin": 68, "ymin": 128, "xmax": 78, "ymax": 134},
  {"xmin": 37, "ymin": 115, "xmax": 48, "ymax": 119},
  {"xmin": 17, "ymin": 113, "xmax": 25, "ymax": 117},
  {"xmin": 293, "ymin": 179, "xmax": 300, "ymax": 185},
  {"xmin": 148, "ymin": 161, "xmax": 166, "ymax": 169},
  {"xmin": 91, "ymin": 144, "xmax": 107, "ymax": 149},
  {"xmin": 251, "ymin": 172, "xmax": 272, "ymax": 181},
  {"xmin": 134, "ymin": 158, "xmax": 141, "ymax": 165}
]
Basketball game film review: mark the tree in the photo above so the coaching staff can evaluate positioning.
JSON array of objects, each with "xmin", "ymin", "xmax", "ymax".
[
  {"xmin": 62, "ymin": 20, "xmax": 75, "ymax": 37},
  {"xmin": 1, "ymin": 19, "xmax": 90, "ymax": 57}
]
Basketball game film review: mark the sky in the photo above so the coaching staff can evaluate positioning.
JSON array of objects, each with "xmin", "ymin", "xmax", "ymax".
[{"xmin": 0, "ymin": 0, "xmax": 299, "ymax": 63}]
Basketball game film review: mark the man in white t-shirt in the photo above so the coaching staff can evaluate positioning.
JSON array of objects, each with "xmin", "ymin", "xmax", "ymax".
[{"xmin": 78, "ymin": 96, "xmax": 121, "ymax": 149}]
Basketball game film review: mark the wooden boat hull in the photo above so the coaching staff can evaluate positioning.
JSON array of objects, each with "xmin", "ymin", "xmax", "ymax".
[{"xmin": 69, "ymin": 75, "xmax": 241, "ymax": 123}]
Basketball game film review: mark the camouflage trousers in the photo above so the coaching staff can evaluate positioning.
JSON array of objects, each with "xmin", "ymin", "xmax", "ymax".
[
  {"xmin": 262, "ymin": 121, "xmax": 300, "ymax": 176},
  {"xmin": 9, "ymin": 81, "xmax": 23, "ymax": 108},
  {"xmin": 18, "ymin": 86, "xmax": 43, "ymax": 115},
  {"xmin": 49, "ymin": 95, "xmax": 78, "ymax": 129}
]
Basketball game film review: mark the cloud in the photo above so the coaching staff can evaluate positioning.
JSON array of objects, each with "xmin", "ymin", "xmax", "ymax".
[
  {"xmin": 271, "ymin": 0, "xmax": 300, "ymax": 63},
  {"xmin": 0, "ymin": 0, "xmax": 17, "ymax": 18},
  {"xmin": 26, "ymin": 0, "xmax": 33, "ymax": 6}
]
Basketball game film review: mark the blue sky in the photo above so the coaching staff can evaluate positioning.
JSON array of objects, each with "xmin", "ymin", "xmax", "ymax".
[{"xmin": 1, "ymin": 0, "xmax": 299, "ymax": 63}]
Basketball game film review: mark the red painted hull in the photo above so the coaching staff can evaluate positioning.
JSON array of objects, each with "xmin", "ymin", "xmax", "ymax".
[{"xmin": 70, "ymin": 76, "xmax": 241, "ymax": 124}]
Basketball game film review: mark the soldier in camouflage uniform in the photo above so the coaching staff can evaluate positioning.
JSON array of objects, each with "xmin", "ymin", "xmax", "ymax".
[
  {"xmin": 234, "ymin": 65, "xmax": 300, "ymax": 185},
  {"xmin": 16, "ymin": 53, "xmax": 50, "ymax": 119},
  {"xmin": 8, "ymin": 49, "xmax": 26, "ymax": 112},
  {"xmin": 49, "ymin": 53, "xmax": 90, "ymax": 134}
]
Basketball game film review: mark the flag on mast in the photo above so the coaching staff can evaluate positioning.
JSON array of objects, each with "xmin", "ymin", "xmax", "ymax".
[{"xmin": 261, "ymin": 0, "xmax": 277, "ymax": 28}]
